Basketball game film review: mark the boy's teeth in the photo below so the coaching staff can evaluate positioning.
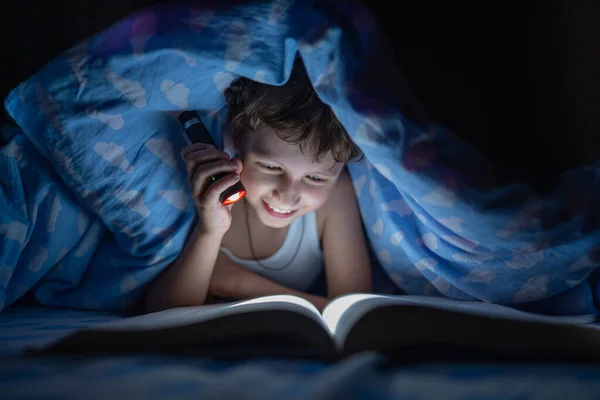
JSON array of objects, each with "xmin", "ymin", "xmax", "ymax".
[{"xmin": 268, "ymin": 204, "xmax": 293, "ymax": 214}]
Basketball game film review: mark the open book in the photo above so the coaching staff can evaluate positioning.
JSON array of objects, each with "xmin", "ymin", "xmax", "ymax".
[{"xmin": 35, "ymin": 294, "xmax": 600, "ymax": 362}]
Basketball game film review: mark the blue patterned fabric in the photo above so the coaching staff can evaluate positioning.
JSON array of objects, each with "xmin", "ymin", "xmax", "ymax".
[
  {"xmin": 2, "ymin": 0, "xmax": 600, "ymax": 314},
  {"xmin": 0, "ymin": 305, "xmax": 121, "ymax": 357}
]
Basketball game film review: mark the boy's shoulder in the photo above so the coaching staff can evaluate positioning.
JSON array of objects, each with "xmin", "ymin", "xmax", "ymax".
[{"xmin": 316, "ymin": 168, "xmax": 358, "ymax": 235}]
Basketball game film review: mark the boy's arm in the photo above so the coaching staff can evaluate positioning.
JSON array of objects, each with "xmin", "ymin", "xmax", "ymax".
[
  {"xmin": 321, "ymin": 168, "xmax": 372, "ymax": 298},
  {"xmin": 144, "ymin": 223, "xmax": 222, "ymax": 313},
  {"xmin": 210, "ymin": 252, "xmax": 329, "ymax": 311}
]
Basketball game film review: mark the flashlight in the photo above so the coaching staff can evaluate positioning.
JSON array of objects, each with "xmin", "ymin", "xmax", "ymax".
[{"xmin": 178, "ymin": 111, "xmax": 247, "ymax": 206}]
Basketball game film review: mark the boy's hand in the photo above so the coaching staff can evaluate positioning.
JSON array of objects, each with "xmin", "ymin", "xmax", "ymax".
[{"xmin": 181, "ymin": 143, "xmax": 243, "ymax": 236}]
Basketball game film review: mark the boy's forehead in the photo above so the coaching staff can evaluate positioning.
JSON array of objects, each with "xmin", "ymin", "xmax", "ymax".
[
  {"xmin": 248, "ymin": 126, "xmax": 340, "ymax": 170},
  {"xmin": 250, "ymin": 133, "xmax": 300, "ymax": 156},
  {"xmin": 248, "ymin": 126, "xmax": 302, "ymax": 154}
]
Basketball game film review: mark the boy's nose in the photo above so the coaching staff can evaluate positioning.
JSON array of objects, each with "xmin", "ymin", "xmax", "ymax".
[{"xmin": 272, "ymin": 182, "xmax": 301, "ymax": 207}]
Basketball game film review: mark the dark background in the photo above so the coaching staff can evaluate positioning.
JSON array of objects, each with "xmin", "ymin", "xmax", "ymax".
[{"xmin": 1, "ymin": 1, "xmax": 599, "ymax": 189}]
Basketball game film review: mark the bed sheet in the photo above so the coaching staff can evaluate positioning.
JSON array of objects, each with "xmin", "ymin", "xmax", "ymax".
[
  {"xmin": 2, "ymin": 306, "xmax": 600, "ymax": 399},
  {"xmin": 0, "ymin": 304, "xmax": 121, "ymax": 357}
]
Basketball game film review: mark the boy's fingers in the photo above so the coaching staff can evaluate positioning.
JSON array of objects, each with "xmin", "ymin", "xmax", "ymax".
[
  {"xmin": 190, "ymin": 160, "xmax": 237, "ymax": 198},
  {"xmin": 204, "ymin": 172, "xmax": 241, "ymax": 205},
  {"xmin": 185, "ymin": 149, "xmax": 229, "ymax": 177},
  {"xmin": 181, "ymin": 143, "xmax": 215, "ymax": 160},
  {"xmin": 182, "ymin": 145, "xmax": 217, "ymax": 163},
  {"xmin": 230, "ymin": 158, "xmax": 243, "ymax": 174}
]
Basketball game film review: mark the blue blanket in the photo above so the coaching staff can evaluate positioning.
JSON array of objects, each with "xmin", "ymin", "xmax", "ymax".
[{"xmin": 2, "ymin": 0, "xmax": 600, "ymax": 315}]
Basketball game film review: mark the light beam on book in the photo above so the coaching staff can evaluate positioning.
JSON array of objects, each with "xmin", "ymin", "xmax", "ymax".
[
  {"xmin": 321, "ymin": 294, "xmax": 373, "ymax": 336},
  {"xmin": 229, "ymin": 295, "xmax": 321, "ymax": 319}
]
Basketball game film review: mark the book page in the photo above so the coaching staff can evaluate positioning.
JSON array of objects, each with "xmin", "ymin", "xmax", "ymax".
[
  {"xmin": 92, "ymin": 295, "xmax": 326, "ymax": 332},
  {"xmin": 321, "ymin": 294, "xmax": 600, "ymax": 350}
]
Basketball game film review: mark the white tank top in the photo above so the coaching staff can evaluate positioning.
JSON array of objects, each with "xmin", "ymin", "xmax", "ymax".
[{"xmin": 219, "ymin": 212, "xmax": 325, "ymax": 292}]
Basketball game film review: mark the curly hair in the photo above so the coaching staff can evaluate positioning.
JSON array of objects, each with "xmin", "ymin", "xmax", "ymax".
[{"xmin": 224, "ymin": 58, "xmax": 362, "ymax": 163}]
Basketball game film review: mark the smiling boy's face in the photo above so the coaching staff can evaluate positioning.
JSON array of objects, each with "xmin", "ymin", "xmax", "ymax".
[{"xmin": 235, "ymin": 125, "xmax": 345, "ymax": 228}]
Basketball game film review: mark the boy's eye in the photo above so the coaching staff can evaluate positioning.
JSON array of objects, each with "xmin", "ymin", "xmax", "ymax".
[
  {"xmin": 306, "ymin": 175, "xmax": 326, "ymax": 183},
  {"xmin": 258, "ymin": 162, "xmax": 281, "ymax": 171}
]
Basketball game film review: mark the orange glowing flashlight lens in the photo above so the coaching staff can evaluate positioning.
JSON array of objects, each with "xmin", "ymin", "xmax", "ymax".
[{"xmin": 222, "ymin": 190, "xmax": 247, "ymax": 206}]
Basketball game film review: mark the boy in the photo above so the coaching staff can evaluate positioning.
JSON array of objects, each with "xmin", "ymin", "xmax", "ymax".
[{"xmin": 145, "ymin": 58, "xmax": 372, "ymax": 312}]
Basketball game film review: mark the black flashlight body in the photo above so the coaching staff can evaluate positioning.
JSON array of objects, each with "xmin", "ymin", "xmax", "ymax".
[{"xmin": 178, "ymin": 111, "xmax": 246, "ymax": 205}]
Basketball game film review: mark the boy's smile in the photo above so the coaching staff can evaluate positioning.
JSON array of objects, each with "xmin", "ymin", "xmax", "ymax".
[
  {"xmin": 262, "ymin": 200, "xmax": 299, "ymax": 218},
  {"xmin": 235, "ymin": 125, "xmax": 344, "ymax": 228}
]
